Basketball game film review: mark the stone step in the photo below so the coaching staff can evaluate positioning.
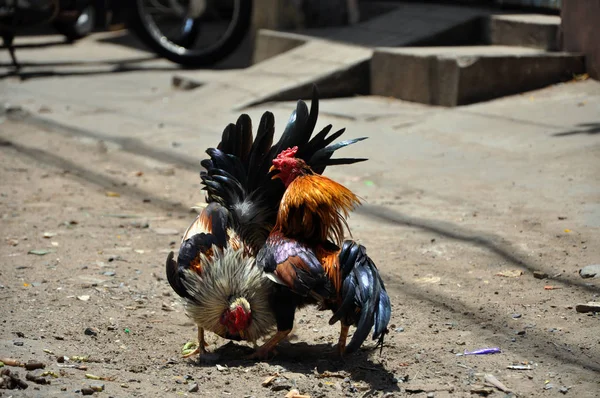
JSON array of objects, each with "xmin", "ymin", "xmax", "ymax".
[
  {"xmin": 174, "ymin": 40, "xmax": 372, "ymax": 112},
  {"xmin": 487, "ymin": 14, "xmax": 561, "ymax": 50},
  {"xmin": 371, "ymin": 46, "xmax": 585, "ymax": 107},
  {"xmin": 252, "ymin": 2, "xmax": 490, "ymax": 63}
]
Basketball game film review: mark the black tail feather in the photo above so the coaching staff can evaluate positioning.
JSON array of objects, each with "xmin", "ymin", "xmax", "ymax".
[
  {"xmin": 166, "ymin": 251, "xmax": 188, "ymax": 299},
  {"xmin": 329, "ymin": 241, "xmax": 391, "ymax": 354},
  {"xmin": 199, "ymin": 84, "xmax": 368, "ymax": 249},
  {"xmin": 167, "ymin": 230, "xmax": 223, "ymax": 301}
]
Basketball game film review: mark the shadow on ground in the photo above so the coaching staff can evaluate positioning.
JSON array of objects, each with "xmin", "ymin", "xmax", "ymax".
[
  {"xmin": 552, "ymin": 122, "xmax": 600, "ymax": 136},
  {"xmin": 187, "ymin": 341, "xmax": 398, "ymax": 393},
  {"xmin": 1, "ymin": 28, "xmax": 253, "ymax": 80}
]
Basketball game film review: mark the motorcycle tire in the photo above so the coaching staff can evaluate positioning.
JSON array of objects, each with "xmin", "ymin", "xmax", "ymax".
[
  {"xmin": 53, "ymin": 5, "xmax": 96, "ymax": 41},
  {"xmin": 127, "ymin": 0, "xmax": 253, "ymax": 67}
]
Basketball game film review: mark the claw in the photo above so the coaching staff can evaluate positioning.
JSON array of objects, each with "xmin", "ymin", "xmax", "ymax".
[
  {"xmin": 182, "ymin": 328, "xmax": 208, "ymax": 358},
  {"xmin": 182, "ymin": 345, "xmax": 206, "ymax": 358}
]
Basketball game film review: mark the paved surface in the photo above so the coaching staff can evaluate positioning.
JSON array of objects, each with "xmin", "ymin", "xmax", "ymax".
[{"xmin": 1, "ymin": 30, "xmax": 599, "ymax": 397}]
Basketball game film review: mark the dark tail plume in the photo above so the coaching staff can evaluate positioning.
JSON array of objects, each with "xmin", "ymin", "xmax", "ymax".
[
  {"xmin": 199, "ymin": 85, "xmax": 369, "ymax": 249},
  {"xmin": 329, "ymin": 240, "xmax": 391, "ymax": 354}
]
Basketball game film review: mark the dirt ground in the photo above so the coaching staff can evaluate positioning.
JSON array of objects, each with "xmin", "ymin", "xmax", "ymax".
[{"xmin": 1, "ymin": 111, "xmax": 599, "ymax": 398}]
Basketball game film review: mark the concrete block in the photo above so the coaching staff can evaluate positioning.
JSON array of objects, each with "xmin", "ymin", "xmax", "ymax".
[
  {"xmin": 488, "ymin": 14, "xmax": 561, "ymax": 50},
  {"xmin": 372, "ymin": 46, "xmax": 585, "ymax": 106},
  {"xmin": 561, "ymin": 0, "xmax": 600, "ymax": 80},
  {"xmin": 253, "ymin": 30, "xmax": 309, "ymax": 64}
]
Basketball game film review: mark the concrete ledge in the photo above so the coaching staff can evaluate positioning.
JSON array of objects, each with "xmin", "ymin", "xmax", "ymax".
[
  {"xmin": 372, "ymin": 46, "xmax": 585, "ymax": 106},
  {"xmin": 488, "ymin": 14, "xmax": 561, "ymax": 50},
  {"xmin": 253, "ymin": 30, "xmax": 309, "ymax": 64}
]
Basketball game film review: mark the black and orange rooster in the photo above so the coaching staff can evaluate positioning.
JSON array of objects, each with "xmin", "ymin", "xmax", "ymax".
[
  {"xmin": 166, "ymin": 87, "xmax": 390, "ymax": 359},
  {"xmin": 253, "ymin": 146, "xmax": 391, "ymax": 358}
]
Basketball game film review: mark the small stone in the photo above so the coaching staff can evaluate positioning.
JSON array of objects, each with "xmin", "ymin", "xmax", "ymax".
[
  {"xmin": 130, "ymin": 221, "xmax": 149, "ymax": 229},
  {"xmin": 394, "ymin": 327, "xmax": 404, "ymax": 333},
  {"xmin": 188, "ymin": 382, "xmax": 199, "ymax": 392},
  {"xmin": 533, "ymin": 271, "xmax": 548, "ymax": 279},
  {"xmin": 102, "ymin": 271, "xmax": 116, "ymax": 277},
  {"xmin": 14, "ymin": 341, "xmax": 24, "ymax": 346},
  {"xmin": 579, "ymin": 264, "xmax": 600, "ymax": 278},
  {"xmin": 517, "ymin": 330, "xmax": 526, "ymax": 335},
  {"xmin": 77, "ymin": 295, "xmax": 90, "ymax": 302},
  {"xmin": 271, "ymin": 378, "xmax": 292, "ymax": 391},
  {"xmin": 575, "ymin": 302, "xmax": 600, "ymax": 313},
  {"xmin": 559, "ymin": 386, "xmax": 570, "ymax": 394},
  {"xmin": 84, "ymin": 327, "xmax": 99, "ymax": 336},
  {"xmin": 81, "ymin": 387, "xmax": 95, "ymax": 395},
  {"xmin": 544, "ymin": 383, "xmax": 554, "ymax": 390},
  {"xmin": 393, "ymin": 375, "xmax": 408, "ymax": 383},
  {"xmin": 427, "ymin": 393, "xmax": 435, "ymax": 398},
  {"xmin": 511, "ymin": 313, "xmax": 522, "ymax": 319},
  {"xmin": 216, "ymin": 364, "xmax": 227, "ymax": 371},
  {"xmin": 90, "ymin": 383, "xmax": 105, "ymax": 392}
]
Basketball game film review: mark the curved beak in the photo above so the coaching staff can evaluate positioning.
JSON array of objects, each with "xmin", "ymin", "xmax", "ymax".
[{"xmin": 268, "ymin": 165, "xmax": 280, "ymax": 180}]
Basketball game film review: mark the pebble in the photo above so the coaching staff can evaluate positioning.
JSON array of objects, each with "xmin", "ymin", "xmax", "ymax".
[
  {"xmin": 271, "ymin": 378, "xmax": 292, "ymax": 391},
  {"xmin": 511, "ymin": 313, "xmax": 522, "ymax": 319},
  {"xmin": 427, "ymin": 393, "xmax": 435, "ymax": 398},
  {"xmin": 81, "ymin": 387, "xmax": 95, "ymax": 395},
  {"xmin": 579, "ymin": 264, "xmax": 600, "ymax": 278},
  {"xmin": 84, "ymin": 327, "xmax": 99, "ymax": 336},
  {"xmin": 516, "ymin": 330, "xmax": 526, "ymax": 335},
  {"xmin": 533, "ymin": 271, "xmax": 548, "ymax": 279},
  {"xmin": 394, "ymin": 327, "xmax": 405, "ymax": 333},
  {"xmin": 129, "ymin": 221, "xmax": 150, "ymax": 229},
  {"xmin": 188, "ymin": 382, "xmax": 199, "ymax": 392},
  {"xmin": 103, "ymin": 271, "xmax": 116, "ymax": 277},
  {"xmin": 13, "ymin": 341, "xmax": 24, "ymax": 346},
  {"xmin": 90, "ymin": 383, "xmax": 105, "ymax": 392},
  {"xmin": 393, "ymin": 375, "xmax": 408, "ymax": 383},
  {"xmin": 575, "ymin": 302, "xmax": 600, "ymax": 313},
  {"xmin": 559, "ymin": 386, "xmax": 570, "ymax": 394},
  {"xmin": 544, "ymin": 383, "xmax": 554, "ymax": 390}
]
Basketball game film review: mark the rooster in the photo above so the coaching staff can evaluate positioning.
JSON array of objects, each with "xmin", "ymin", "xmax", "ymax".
[
  {"xmin": 253, "ymin": 147, "xmax": 391, "ymax": 358},
  {"xmin": 166, "ymin": 87, "xmax": 371, "ymax": 358}
]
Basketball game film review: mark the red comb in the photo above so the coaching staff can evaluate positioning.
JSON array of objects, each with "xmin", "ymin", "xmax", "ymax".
[{"xmin": 276, "ymin": 146, "xmax": 298, "ymax": 159}]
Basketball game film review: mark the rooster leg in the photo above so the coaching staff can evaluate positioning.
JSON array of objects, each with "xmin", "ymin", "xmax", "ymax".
[
  {"xmin": 182, "ymin": 328, "xmax": 208, "ymax": 358},
  {"xmin": 337, "ymin": 323, "xmax": 350, "ymax": 357},
  {"xmin": 247, "ymin": 330, "xmax": 291, "ymax": 360}
]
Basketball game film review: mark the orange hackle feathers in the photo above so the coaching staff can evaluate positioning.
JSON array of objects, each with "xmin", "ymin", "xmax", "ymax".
[
  {"xmin": 275, "ymin": 174, "xmax": 360, "ymax": 245},
  {"xmin": 316, "ymin": 246, "xmax": 342, "ymax": 296}
]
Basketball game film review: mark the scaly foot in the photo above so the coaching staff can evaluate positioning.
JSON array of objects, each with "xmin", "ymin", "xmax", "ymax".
[
  {"xmin": 336, "ymin": 323, "xmax": 350, "ymax": 358},
  {"xmin": 182, "ymin": 328, "xmax": 208, "ymax": 358}
]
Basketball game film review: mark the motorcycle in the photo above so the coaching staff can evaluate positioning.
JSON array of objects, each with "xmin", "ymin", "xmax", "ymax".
[{"xmin": 1, "ymin": 0, "xmax": 253, "ymax": 69}]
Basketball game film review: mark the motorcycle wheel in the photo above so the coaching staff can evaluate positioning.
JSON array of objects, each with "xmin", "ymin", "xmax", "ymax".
[
  {"xmin": 53, "ymin": 5, "xmax": 96, "ymax": 41},
  {"xmin": 127, "ymin": 0, "xmax": 253, "ymax": 67}
]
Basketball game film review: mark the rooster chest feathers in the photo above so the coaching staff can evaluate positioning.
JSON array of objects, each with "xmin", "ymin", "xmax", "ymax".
[{"xmin": 180, "ymin": 244, "xmax": 276, "ymax": 342}]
